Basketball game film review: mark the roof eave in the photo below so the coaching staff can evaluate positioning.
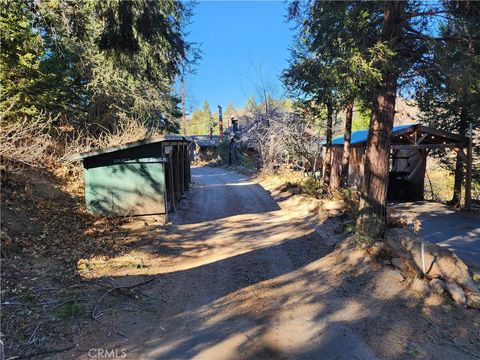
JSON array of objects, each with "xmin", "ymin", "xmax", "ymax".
[{"xmin": 70, "ymin": 135, "xmax": 191, "ymax": 161}]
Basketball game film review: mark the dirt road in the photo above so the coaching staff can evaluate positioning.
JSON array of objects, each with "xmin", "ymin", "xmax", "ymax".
[{"xmin": 70, "ymin": 167, "xmax": 479, "ymax": 360}]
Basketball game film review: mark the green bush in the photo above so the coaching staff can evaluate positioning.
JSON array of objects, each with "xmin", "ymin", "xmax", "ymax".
[
  {"xmin": 282, "ymin": 177, "xmax": 327, "ymax": 198},
  {"xmin": 215, "ymin": 139, "xmax": 255, "ymax": 170},
  {"xmin": 216, "ymin": 139, "xmax": 230, "ymax": 163},
  {"xmin": 54, "ymin": 300, "xmax": 86, "ymax": 319}
]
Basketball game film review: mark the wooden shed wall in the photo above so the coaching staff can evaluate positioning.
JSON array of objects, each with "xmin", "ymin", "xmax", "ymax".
[
  {"xmin": 348, "ymin": 147, "xmax": 365, "ymax": 189},
  {"xmin": 329, "ymin": 146, "xmax": 365, "ymax": 190},
  {"xmin": 329, "ymin": 147, "xmax": 343, "ymax": 189}
]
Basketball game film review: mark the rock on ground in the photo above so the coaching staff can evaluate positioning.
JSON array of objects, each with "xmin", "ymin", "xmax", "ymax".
[
  {"xmin": 430, "ymin": 278, "xmax": 446, "ymax": 295},
  {"xmin": 384, "ymin": 228, "xmax": 479, "ymax": 294},
  {"xmin": 411, "ymin": 278, "xmax": 430, "ymax": 296},
  {"xmin": 466, "ymin": 292, "xmax": 480, "ymax": 310},
  {"xmin": 446, "ymin": 282, "xmax": 467, "ymax": 305},
  {"xmin": 391, "ymin": 257, "xmax": 405, "ymax": 270}
]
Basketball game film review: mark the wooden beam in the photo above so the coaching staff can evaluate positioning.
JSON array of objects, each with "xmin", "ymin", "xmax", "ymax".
[
  {"xmin": 391, "ymin": 124, "xmax": 419, "ymax": 138},
  {"xmin": 183, "ymin": 143, "xmax": 190, "ymax": 191},
  {"xmin": 174, "ymin": 145, "xmax": 180, "ymax": 202},
  {"xmin": 179, "ymin": 144, "xmax": 185, "ymax": 195},
  {"xmin": 465, "ymin": 123, "xmax": 473, "ymax": 210},
  {"xmin": 188, "ymin": 143, "xmax": 192, "ymax": 183},
  {"xmin": 416, "ymin": 125, "xmax": 467, "ymax": 142},
  {"xmin": 416, "ymin": 132, "xmax": 429, "ymax": 144},
  {"xmin": 452, "ymin": 147, "xmax": 468, "ymax": 162},
  {"xmin": 391, "ymin": 143, "xmax": 468, "ymax": 150},
  {"xmin": 168, "ymin": 153, "xmax": 175, "ymax": 212}
]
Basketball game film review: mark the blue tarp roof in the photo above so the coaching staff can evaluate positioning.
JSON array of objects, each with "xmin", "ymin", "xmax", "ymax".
[{"xmin": 329, "ymin": 124, "xmax": 417, "ymax": 146}]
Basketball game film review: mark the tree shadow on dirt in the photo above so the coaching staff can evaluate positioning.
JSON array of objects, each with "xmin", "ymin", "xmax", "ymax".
[
  {"xmin": 68, "ymin": 229, "xmax": 480, "ymax": 360},
  {"xmin": 6, "ymin": 165, "xmax": 478, "ymax": 360},
  {"xmin": 58, "ymin": 167, "xmax": 480, "ymax": 360}
]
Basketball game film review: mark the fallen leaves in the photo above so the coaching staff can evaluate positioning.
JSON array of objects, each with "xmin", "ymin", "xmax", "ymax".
[{"xmin": 1, "ymin": 168, "xmax": 133, "ymax": 357}]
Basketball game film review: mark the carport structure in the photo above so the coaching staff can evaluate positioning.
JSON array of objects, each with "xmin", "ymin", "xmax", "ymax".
[{"xmin": 328, "ymin": 124, "xmax": 473, "ymax": 207}]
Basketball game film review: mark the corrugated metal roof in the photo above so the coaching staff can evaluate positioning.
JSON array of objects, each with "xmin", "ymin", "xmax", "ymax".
[
  {"xmin": 191, "ymin": 135, "xmax": 220, "ymax": 147},
  {"xmin": 69, "ymin": 134, "xmax": 191, "ymax": 160},
  {"xmin": 329, "ymin": 124, "xmax": 417, "ymax": 146}
]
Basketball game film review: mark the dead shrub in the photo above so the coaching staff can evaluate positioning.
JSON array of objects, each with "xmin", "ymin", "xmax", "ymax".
[
  {"xmin": 386, "ymin": 208, "xmax": 422, "ymax": 234},
  {"xmin": 386, "ymin": 211, "xmax": 409, "ymax": 228},
  {"xmin": 0, "ymin": 116, "xmax": 55, "ymax": 171},
  {"xmin": 330, "ymin": 187, "xmax": 360, "ymax": 209},
  {"xmin": 1, "ymin": 115, "xmax": 159, "ymax": 192},
  {"xmin": 63, "ymin": 117, "xmax": 157, "ymax": 190},
  {"xmin": 94, "ymin": 115, "xmax": 157, "ymax": 149}
]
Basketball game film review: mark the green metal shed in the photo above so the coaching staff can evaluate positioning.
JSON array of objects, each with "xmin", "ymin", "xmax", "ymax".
[{"xmin": 72, "ymin": 135, "xmax": 192, "ymax": 216}]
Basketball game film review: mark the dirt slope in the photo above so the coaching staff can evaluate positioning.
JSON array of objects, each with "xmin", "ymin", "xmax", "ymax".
[{"xmin": 60, "ymin": 166, "xmax": 479, "ymax": 360}]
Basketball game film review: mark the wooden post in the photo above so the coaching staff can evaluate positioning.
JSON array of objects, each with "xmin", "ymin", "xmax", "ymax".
[
  {"xmin": 179, "ymin": 144, "xmax": 185, "ymax": 195},
  {"xmin": 186, "ymin": 143, "xmax": 192, "ymax": 184},
  {"xmin": 181, "ymin": 78, "xmax": 186, "ymax": 135},
  {"xmin": 218, "ymin": 105, "xmax": 223, "ymax": 141},
  {"xmin": 169, "ymin": 153, "xmax": 175, "ymax": 212},
  {"xmin": 465, "ymin": 122, "xmax": 473, "ymax": 210},
  {"xmin": 184, "ymin": 144, "xmax": 189, "ymax": 191},
  {"xmin": 174, "ymin": 145, "xmax": 181, "ymax": 202}
]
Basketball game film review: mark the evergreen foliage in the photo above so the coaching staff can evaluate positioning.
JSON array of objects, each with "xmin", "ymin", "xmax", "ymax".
[
  {"xmin": 416, "ymin": 1, "xmax": 480, "ymax": 198},
  {"xmin": 0, "ymin": 0, "xmax": 198, "ymax": 133},
  {"xmin": 183, "ymin": 100, "xmax": 214, "ymax": 135}
]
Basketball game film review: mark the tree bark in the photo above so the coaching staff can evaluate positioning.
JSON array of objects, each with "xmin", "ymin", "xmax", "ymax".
[
  {"xmin": 450, "ymin": 107, "xmax": 468, "ymax": 206},
  {"xmin": 322, "ymin": 100, "xmax": 333, "ymax": 187},
  {"xmin": 340, "ymin": 102, "xmax": 354, "ymax": 187},
  {"xmin": 358, "ymin": 1, "xmax": 406, "ymax": 238}
]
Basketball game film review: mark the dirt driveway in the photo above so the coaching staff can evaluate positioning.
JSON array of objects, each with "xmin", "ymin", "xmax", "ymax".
[{"xmin": 68, "ymin": 166, "xmax": 479, "ymax": 360}]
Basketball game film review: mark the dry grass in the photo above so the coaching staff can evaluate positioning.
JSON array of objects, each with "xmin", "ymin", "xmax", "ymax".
[
  {"xmin": 425, "ymin": 161, "xmax": 479, "ymax": 207},
  {"xmin": 0, "ymin": 117, "xmax": 55, "ymax": 171},
  {"xmin": 0, "ymin": 116, "xmax": 158, "ymax": 192},
  {"xmin": 386, "ymin": 208, "xmax": 422, "ymax": 234},
  {"xmin": 425, "ymin": 167, "xmax": 455, "ymax": 203}
]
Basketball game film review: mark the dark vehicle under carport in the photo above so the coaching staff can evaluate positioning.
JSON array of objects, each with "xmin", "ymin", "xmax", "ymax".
[{"xmin": 72, "ymin": 135, "xmax": 191, "ymax": 216}]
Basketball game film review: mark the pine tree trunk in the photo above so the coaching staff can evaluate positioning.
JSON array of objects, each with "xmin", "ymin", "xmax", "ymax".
[
  {"xmin": 341, "ymin": 102, "xmax": 354, "ymax": 187},
  {"xmin": 322, "ymin": 100, "xmax": 334, "ymax": 187},
  {"xmin": 358, "ymin": 1, "xmax": 405, "ymax": 238},
  {"xmin": 450, "ymin": 107, "xmax": 468, "ymax": 206},
  {"xmin": 451, "ymin": 155, "xmax": 464, "ymax": 206}
]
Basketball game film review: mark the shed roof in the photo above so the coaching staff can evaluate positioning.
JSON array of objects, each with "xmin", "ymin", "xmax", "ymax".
[
  {"xmin": 328, "ymin": 123, "xmax": 468, "ymax": 149},
  {"xmin": 191, "ymin": 135, "xmax": 220, "ymax": 147},
  {"xmin": 70, "ymin": 135, "xmax": 191, "ymax": 160}
]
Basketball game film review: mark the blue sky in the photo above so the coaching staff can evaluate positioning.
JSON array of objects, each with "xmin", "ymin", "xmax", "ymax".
[{"xmin": 183, "ymin": 0, "xmax": 294, "ymax": 113}]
